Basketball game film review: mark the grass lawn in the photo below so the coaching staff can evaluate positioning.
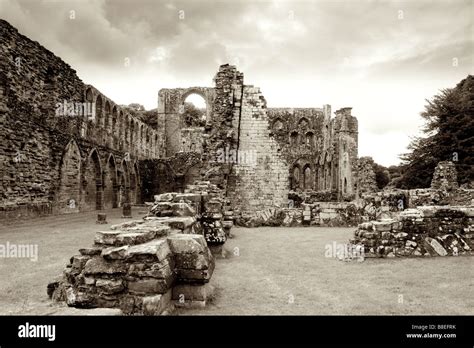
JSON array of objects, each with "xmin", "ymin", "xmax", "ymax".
[
  {"xmin": 0, "ymin": 214, "xmax": 472, "ymax": 315},
  {"xmin": 0, "ymin": 208, "xmax": 143, "ymax": 315},
  {"xmin": 181, "ymin": 227, "xmax": 474, "ymax": 315}
]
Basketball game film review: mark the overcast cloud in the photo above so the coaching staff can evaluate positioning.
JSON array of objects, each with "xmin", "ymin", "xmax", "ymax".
[{"xmin": 1, "ymin": 0, "xmax": 472, "ymax": 166}]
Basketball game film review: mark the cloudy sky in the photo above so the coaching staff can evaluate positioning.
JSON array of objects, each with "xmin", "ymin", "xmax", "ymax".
[{"xmin": 1, "ymin": 0, "xmax": 472, "ymax": 166}]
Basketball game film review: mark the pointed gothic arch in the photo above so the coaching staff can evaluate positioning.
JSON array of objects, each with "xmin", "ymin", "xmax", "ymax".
[
  {"xmin": 103, "ymin": 154, "xmax": 118, "ymax": 209},
  {"xmin": 81, "ymin": 148, "xmax": 102, "ymax": 211},
  {"xmin": 57, "ymin": 139, "xmax": 82, "ymax": 213}
]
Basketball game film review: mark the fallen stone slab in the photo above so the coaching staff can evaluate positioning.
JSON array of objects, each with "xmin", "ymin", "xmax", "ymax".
[
  {"xmin": 425, "ymin": 237, "xmax": 448, "ymax": 256},
  {"xmin": 144, "ymin": 216, "xmax": 196, "ymax": 231},
  {"xmin": 172, "ymin": 193, "xmax": 202, "ymax": 203},
  {"xmin": 95, "ymin": 279, "xmax": 124, "ymax": 294},
  {"xmin": 49, "ymin": 307, "xmax": 123, "ymax": 316},
  {"xmin": 110, "ymin": 220, "xmax": 145, "ymax": 231},
  {"xmin": 101, "ymin": 245, "xmax": 129, "ymax": 260},
  {"xmin": 83, "ymin": 257, "xmax": 128, "ymax": 275},
  {"xmin": 94, "ymin": 231, "xmax": 122, "ymax": 245},
  {"xmin": 128, "ymin": 259, "xmax": 174, "ymax": 279},
  {"xmin": 167, "ymin": 234, "xmax": 207, "ymax": 254},
  {"xmin": 154, "ymin": 193, "xmax": 177, "ymax": 202},
  {"xmin": 126, "ymin": 239, "xmax": 171, "ymax": 262}
]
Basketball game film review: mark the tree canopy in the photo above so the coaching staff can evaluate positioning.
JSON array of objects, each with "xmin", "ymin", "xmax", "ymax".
[{"xmin": 396, "ymin": 75, "xmax": 474, "ymax": 189}]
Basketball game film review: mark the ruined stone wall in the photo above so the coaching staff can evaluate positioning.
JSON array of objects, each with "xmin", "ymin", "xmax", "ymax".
[
  {"xmin": 266, "ymin": 105, "xmax": 358, "ymax": 200},
  {"xmin": 351, "ymin": 206, "xmax": 474, "ymax": 258},
  {"xmin": 333, "ymin": 108, "xmax": 358, "ymax": 199},
  {"xmin": 357, "ymin": 157, "xmax": 378, "ymax": 194},
  {"xmin": 267, "ymin": 108, "xmax": 326, "ymax": 192},
  {"xmin": 139, "ymin": 152, "xmax": 202, "ymax": 201},
  {"xmin": 230, "ymin": 86, "xmax": 288, "ymax": 212},
  {"xmin": 157, "ymin": 65, "xmax": 359, "ymax": 211},
  {"xmin": 157, "ymin": 87, "xmax": 215, "ymax": 157},
  {"xmin": 0, "ymin": 19, "xmax": 160, "ymax": 219},
  {"xmin": 431, "ymin": 161, "xmax": 459, "ymax": 191}
]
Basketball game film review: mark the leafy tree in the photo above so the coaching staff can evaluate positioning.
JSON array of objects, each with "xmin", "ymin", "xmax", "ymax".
[
  {"xmin": 127, "ymin": 103, "xmax": 145, "ymax": 112},
  {"xmin": 372, "ymin": 162, "xmax": 390, "ymax": 189},
  {"xmin": 397, "ymin": 75, "xmax": 474, "ymax": 188},
  {"xmin": 182, "ymin": 102, "xmax": 205, "ymax": 127}
]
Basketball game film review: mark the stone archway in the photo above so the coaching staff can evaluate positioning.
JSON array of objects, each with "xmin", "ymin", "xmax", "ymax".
[
  {"xmin": 158, "ymin": 86, "xmax": 215, "ymax": 156},
  {"xmin": 129, "ymin": 162, "xmax": 140, "ymax": 204},
  {"xmin": 57, "ymin": 140, "xmax": 81, "ymax": 214},
  {"xmin": 103, "ymin": 154, "xmax": 117, "ymax": 209},
  {"xmin": 180, "ymin": 88, "xmax": 212, "ymax": 122},
  {"xmin": 303, "ymin": 164, "xmax": 312, "ymax": 190},
  {"xmin": 291, "ymin": 165, "xmax": 301, "ymax": 191},
  {"xmin": 120, "ymin": 159, "xmax": 130, "ymax": 205},
  {"xmin": 81, "ymin": 149, "xmax": 102, "ymax": 211}
]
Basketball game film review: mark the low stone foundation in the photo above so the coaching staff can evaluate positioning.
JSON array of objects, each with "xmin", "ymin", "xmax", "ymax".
[
  {"xmin": 235, "ymin": 202, "xmax": 361, "ymax": 228},
  {"xmin": 236, "ymin": 188, "xmax": 474, "ymax": 229},
  {"xmin": 48, "ymin": 181, "xmax": 231, "ymax": 314},
  {"xmin": 350, "ymin": 206, "xmax": 474, "ymax": 258},
  {"xmin": 48, "ymin": 220, "xmax": 216, "ymax": 314}
]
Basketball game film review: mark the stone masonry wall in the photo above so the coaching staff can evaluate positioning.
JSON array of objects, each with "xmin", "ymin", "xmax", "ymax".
[
  {"xmin": 230, "ymin": 85, "xmax": 288, "ymax": 212},
  {"xmin": 0, "ymin": 19, "xmax": 160, "ymax": 219},
  {"xmin": 357, "ymin": 157, "xmax": 378, "ymax": 194},
  {"xmin": 350, "ymin": 206, "xmax": 474, "ymax": 258}
]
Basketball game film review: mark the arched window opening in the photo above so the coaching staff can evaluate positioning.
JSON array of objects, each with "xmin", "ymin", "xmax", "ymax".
[{"xmin": 182, "ymin": 93, "xmax": 207, "ymax": 127}]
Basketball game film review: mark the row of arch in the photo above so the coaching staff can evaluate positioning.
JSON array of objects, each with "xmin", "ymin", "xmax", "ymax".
[
  {"xmin": 290, "ymin": 162, "xmax": 342, "ymax": 192},
  {"xmin": 83, "ymin": 87, "xmax": 159, "ymax": 159},
  {"xmin": 272, "ymin": 116, "xmax": 326, "ymax": 132},
  {"xmin": 57, "ymin": 139, "xmax": 141, "ymax": 213},
  {"xmin": 289, "ymin": 131, "xmax": 323, "ymax": 150}
]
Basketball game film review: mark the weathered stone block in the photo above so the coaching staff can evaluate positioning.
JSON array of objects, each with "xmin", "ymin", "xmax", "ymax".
[
  {"xmin": 425, "ymin": 237, "xmax": 448, "ymax": 256},
  {"xmin": 101, "ymin": 245, "xmax": 129, "ymax": 260},
  {"xmin": 372, "ymin": 221, "xmax": 393, "ymax": 232},
  {"xmin": 173, "ymin": 193, "xmax": 202, "ymax": 203},
  {"xmin": 172, "ymin": 283, "xmax": 215, "ymax": 302},
  {"xmin": 83, "ymin": 257, "xmax": 128, "ymax": 275},
  {"xmin": 166, "ymin": 234, "xmax": 207, "ymax": 254},
  {"xmin": 128, "ymin": 259, "xmax": 174, "ymax": 279},
  {"xmin": 115, "ymin": 230, "xmax": 158, "ymax": 246},
  {"xmin": 110, "ymin": 220, "xmax": 144, "ymax": 231},
  {"xmin": 126, "ymin": 239, "xmax": 171, "ymax": 262},
  {"xmin": 394, "ymin": 232, "xmax": 408, "ymax": 240},
  {"xmin": 79, "ymin": 247, "xmax": 102, "ymax": 256},
  {"xmin": 94, "ymin": 231, "xmax": 122, "ymax": 245},
  {"xmin": 204, "ymin": 200, "xmax": 222, "ymax": 213},
  {"xmin": 142, "ymin": 289, "xmax": 172, "ymax": 315},
  {"xmin": 96, "ymin": 279, "xmax": 124, "ymax": 294},
  {"xmin": 71, "ymin": 255, "xmax": 90, "ymax": 273},
  {"xmin": 175, "ymin": 253, "xmax": 211, "ymax": 270},
  {"xmin": 155, "ymin": 193, "xmax": 177, "ymax": 202},
  {"xmin": 127, "ymin": 278, "xmax": 171, "ymax": 295},
  {"xmin": 144, "ymin": 216, "xmax": 196, "ymax": 231}
]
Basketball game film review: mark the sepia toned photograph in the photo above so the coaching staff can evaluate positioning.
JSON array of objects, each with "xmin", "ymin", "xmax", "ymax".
[{"xmin": 0, "ymin": 0, "xmax": 472, "ymax": 345}]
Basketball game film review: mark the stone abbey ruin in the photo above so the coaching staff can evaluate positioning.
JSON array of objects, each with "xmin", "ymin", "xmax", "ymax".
[
  {"xmin": 0, "ymin": 18, "xmax": 358, "ymax": 220},
  {"xmin": 1, "ymin": 19, "xmax": 473, "ymax": 314}
]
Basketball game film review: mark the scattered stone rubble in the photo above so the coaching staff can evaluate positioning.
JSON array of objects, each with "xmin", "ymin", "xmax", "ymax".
[
  {"xmin": 236, "ymin": 202, "xmax": 361, "ymax": 228},
  {"xmin": 48, "ymin": 181, "xmax": 231, "ymax": 314},
  {"xmin": 357, "ymin": 157, "xmax": 378, "ymax": 194},
  {"xmin": 350, "ymin": 206, "xmax": 474, "ymax": 258},
  {"xmin": 431, "ymin": 161, "xmax": 459, "ymax": 191}
]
